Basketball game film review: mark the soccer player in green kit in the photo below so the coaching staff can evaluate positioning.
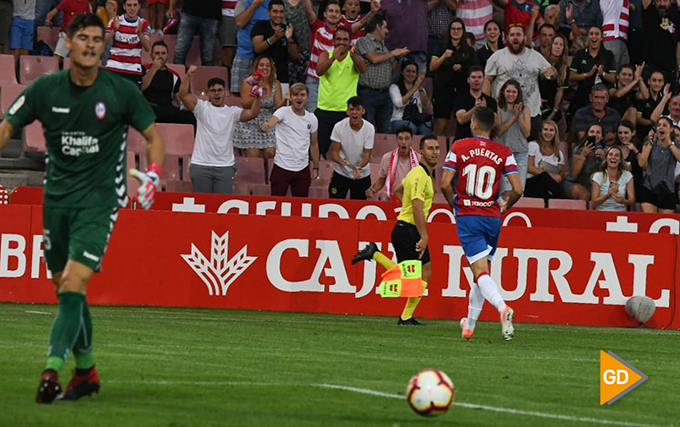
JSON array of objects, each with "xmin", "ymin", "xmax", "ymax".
[{"xmin": 0, "ymin": 14, "xmax": 164, "ymax": 404}]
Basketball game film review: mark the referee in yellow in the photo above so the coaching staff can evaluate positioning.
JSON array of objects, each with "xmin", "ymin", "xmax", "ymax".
[{"xmin": 352, "ymin": 135, "xmax": 440, "ymax": 325}]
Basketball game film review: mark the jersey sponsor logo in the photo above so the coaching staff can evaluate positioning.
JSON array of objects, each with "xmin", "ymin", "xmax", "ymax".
[
  {"xmin": 181, "ymin": 231, "xmax": 257, "ymax": 296},
  {"xmin": 8, "ymin": 96, "xmax": 25, "ymax": 115},
  {"xmin": 95, "ymin": 102, "xmax": 106, "ymax": 119},
  {"xmin": 61, "ymin": 131, "xmax": 100, "ymax": 157},
  {"xmin": 51, "ymin": 107, "xmax": 70, "ymax": 114},
  {"xmin": 463, "ymin": 199, "xmax": 494, "ymax": 207}
]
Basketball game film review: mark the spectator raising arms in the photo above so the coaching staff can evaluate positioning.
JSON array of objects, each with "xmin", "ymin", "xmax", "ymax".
[
  {"xmin": 569, "ymin": 25, "xmax": 616, "ymax": 110},
  {"xmin": 637, "ymin": 117, "xmax": 680, "ymax": 213},
  {"xmin": 430, "ymin": 18, "xmax": 478, "ymax": 136},
  {"xmin": 608, "ymin": 63, "xmax": 648, "ymax": 124},
  {"xmin": 179, "ymin": 66, "xmax": 262, "ymax": 194},
  {"xmin": 496, "ymin": 79, "xmax": 531, "ymax": 196},
  {"xmin": 525, "ymin": 120, "xmax": 566, "ymax": 200},
  {"xmin": 234, "ymin": 56, "xmax": 285, "ymax": 159},
  {"xmin": 389, "ymin": 59, "xmax": 432, "ymax": 135},
  {"xmin": 591, "ymin": 145, "xmax": 636, "ymax": 211},
  {"xmin": 261, "ymin": 83, "xmax": 321, "ymax": 197}
]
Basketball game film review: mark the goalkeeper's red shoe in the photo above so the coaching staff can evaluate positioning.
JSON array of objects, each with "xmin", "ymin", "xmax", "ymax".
[
  {"xmin": 59, "ymin": 366, "xmax": 100, "ymax": 401},
  {"xmin": 35, "ymin": 370, "xmax": 62, "ymax": 404}
]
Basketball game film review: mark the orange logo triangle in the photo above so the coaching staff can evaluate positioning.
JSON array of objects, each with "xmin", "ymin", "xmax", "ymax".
[{"xmin": 600, "ymin": 351, "xmax": 648, "ymax": 405}]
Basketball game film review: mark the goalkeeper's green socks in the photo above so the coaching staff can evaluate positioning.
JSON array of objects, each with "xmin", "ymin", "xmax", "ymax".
[
  {"xmin": 73, "ymin": 300, "xmax": 95, "ymax": 370},
  {"xmin": 45, "ymin": 292, "xmax": 86, "ymax": 371},
  {"xmin": 400, "ymin": 281, "xmax": 428, "ymax": 321},
  {"xmin": 372, "ymin": 252, "xmax": 396, "ymax": 270}
]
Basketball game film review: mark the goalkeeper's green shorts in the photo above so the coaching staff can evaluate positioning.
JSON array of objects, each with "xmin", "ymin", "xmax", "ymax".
[{"xmin": 42, "ymin": 205, "xmax": 119, "ymax": 273}]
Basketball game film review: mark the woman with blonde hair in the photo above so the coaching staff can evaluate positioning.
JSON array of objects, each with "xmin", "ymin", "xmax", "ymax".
[
  {"xmin": 525, "ymin": 120, "xmax": 565, "ymax": 199},
  {"xmin": 234, "ymin": 55, "xmax": 285, "ymax": 158},
  {"xmin": 591, "ymin": 145, "xmax": 635, "ymax": 211}
]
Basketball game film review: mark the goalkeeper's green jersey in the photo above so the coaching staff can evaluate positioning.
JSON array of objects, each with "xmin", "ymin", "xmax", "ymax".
[{"xmin": 5, "ymin": 68, "xmax": 155, "ymax": 208}]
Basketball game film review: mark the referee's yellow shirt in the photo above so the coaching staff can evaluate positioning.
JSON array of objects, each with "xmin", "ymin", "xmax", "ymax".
[{"xmin": 396, "ymin": 164, "xmax": 434, "ymax": 226}]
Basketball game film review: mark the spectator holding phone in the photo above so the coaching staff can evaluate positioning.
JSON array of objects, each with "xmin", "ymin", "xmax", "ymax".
[
  {"xmin": 637, "ymin": 117, "xmax": 680, "ymax": 213},
  {"xmin": 565, "ymin": 122, "xmax": 605, "ymax": 201},
  {"xmin": 591, "ymin": 145, "xmax": 635, "ymax": 211}
]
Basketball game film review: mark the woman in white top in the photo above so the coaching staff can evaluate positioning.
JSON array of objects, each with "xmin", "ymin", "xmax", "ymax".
[
  {"xmin": 389, "ymin": 59, "xmax": 432, "ymax": 135},
  {"xmin": 591, "ymin": 145, "xmax": 635, "ymax": 211},
  {"xmin": 524, "ymin": 120, "xmax": 565, "ymax": 200}
]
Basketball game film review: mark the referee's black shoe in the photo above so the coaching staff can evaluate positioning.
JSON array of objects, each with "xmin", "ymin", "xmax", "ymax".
[
  {"xmin": 351, "ymin": 242, "xmax": 378, "ymax": 264},
  {"xmin": 398, "ymin": 317, "xmax": 424, "ymax": 326}
]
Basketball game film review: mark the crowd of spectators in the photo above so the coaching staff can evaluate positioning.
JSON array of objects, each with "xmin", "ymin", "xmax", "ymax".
[{"xmin": 3, "ymin": 0, "xmax": 680, "ymax": 212}]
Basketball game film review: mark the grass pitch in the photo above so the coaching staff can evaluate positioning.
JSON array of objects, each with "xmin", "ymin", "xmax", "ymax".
[{"xmin": 0, "ymin": 303, "xmax": 678, "ymax": 427}]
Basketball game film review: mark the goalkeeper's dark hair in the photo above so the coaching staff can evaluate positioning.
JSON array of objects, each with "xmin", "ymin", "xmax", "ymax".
[
  {"xmin": 472, "ymin": 106, "xmax": 495, "ymax": 133},
  {"xmin": 67, "ymin": 13, "xmax": 106, "ymax": 39}
]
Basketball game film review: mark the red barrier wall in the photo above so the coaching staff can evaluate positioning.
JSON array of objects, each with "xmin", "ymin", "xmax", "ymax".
[{"xmin": 0, "ymin": 204, "xmax": 676, "ymax": 328}]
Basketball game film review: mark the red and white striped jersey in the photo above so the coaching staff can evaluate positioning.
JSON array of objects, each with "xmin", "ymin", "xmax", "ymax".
[
  {"xmin": 222, "ymin": 0, "xmax": 237, "ymax": 17},
  {"xmin": 106, "ymin": 15, "xmax": 151, "ymax": 76},
  {"xmin": 601, "ymin": 0, "xmax": 629, "ymax": 41},
  {"xmin": 306, "ymin": 20, "xmax": 336, "ymax": 81},
  {"xmin": 456, "ymin": 0, "xmax": 493, "ymax": 40}
]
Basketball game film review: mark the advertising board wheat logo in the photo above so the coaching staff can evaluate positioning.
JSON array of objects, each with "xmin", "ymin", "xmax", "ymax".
[{"xmin": 181, "ymin": 231, "xmax": 257, "ymax": 296}]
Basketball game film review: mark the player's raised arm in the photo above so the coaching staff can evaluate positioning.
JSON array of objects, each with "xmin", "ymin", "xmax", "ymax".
[{"xmin": 0, "ymin": 120, "xmax": 15, "ymax": 153}]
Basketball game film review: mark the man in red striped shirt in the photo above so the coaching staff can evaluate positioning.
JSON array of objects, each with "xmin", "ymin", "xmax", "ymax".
[
  {"xmin": 600, "ymin": 0, "xmax": 630, "ymax": 69},
  {"xmin": 104, "ymin": 0, "xmax": 152, "ymax": 86}
]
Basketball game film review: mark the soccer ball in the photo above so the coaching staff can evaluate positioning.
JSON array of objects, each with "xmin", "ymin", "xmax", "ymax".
[{"xmin": 406, "ymin": 369, "xmax": 455, "ymax": 416}]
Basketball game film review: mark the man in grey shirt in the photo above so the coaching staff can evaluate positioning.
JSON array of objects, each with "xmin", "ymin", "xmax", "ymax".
[{"xmin": 356, "ymin": 14, "xmax": 409, "ymax": 133}]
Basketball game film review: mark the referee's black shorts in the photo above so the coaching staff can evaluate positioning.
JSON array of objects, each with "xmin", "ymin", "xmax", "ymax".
[{"xmin": 391, "ymin": 220, "xmax": 431, "ymax": 264}]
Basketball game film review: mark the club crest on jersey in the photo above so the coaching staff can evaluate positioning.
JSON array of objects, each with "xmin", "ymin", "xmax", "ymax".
[{"xmin": 95, "ymin": 102, "xmax": 106, "ymax": 119}]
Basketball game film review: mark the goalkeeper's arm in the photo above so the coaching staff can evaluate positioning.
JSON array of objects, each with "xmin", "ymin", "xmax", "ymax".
[
  {"xmin": 130, "ymin": 123, "xmax": 164, "ymax": 210},
  {"xmin": 142, "ymin": 122, "xmax": 164, "ymax": 166}
]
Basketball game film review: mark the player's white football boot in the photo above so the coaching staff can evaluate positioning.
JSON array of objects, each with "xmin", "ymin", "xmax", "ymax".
[{"xmin": 501, "ymin": 306, "xmax": 515, "ymax": 341}]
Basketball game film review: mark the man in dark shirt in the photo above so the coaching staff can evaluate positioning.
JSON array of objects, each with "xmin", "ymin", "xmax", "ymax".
[
  {"xmin": 168, "ymin": 0, "xmax": 222, "ymax": 65},
  {"xmin": 453, "ymin": 66, "xmax": 497, "ymax": 141},
  {"xmin": 251, "ymin": 0, "xmax": 291, "ymax": 85},
  {"xmin": 142, "ymin": 41, "xmax": 196, "ymax": 125},
  {"xmin": 573, "ymin": 84, "xmax": 621, "ymax": 145}
]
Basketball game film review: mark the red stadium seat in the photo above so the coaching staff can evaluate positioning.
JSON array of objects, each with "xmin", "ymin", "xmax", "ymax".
[
  {"xmin": 515, "ymin": 197, "xmax": 546, "ymax": 208},
  {"xmin": 0, "ymin": 84, "xmax": 26, "ymax": 119},
  {"xmin": 548, "ymin": 199, "xmax": 588, "ymax": 210},
  {"xmin": 23, "ymin": 121, "xmax": 46, "ymax": 152},
  {"xmin": 224, "ymin": 94, "xmax": 241, "ymax": 106},
  {"xmin": 156, "ymin": 123, "xmax": 194, "ymax": 156},
  {"xmin": 233, "ymin": 157, "xmax": 267, "ymax": 190},
  {"xmin": 36, "ymin": 26, "xmax": 61, "ymax": 52},
  {"xmin": 190, "ymin": 66, "xmax": 229, "ymax": 98},
  {"xmin": 127, "ymin": 127, "xmax": 148, "ymax": 154},
  {"xmin": 167, "ymin": 63, "xmax": 186, "ymax": 78},
  {"xmin": 252, "ymin": 183, "xmax": 271, "ymax": 196},
  {"xmin": 62, "ymin": 57, "xmax": 102, "ymax": 69},
  {"xmin": 20, "ymin": 56, "xmax": 59, "ymax": 85},
  {"xmin": 371, "ymin": 133, "xmax": 397, "ymax": 163},
  {"xmin": 165, "ymin": 180, "xmax": 192, "ymax": 192},
  {"xmin": 0, "ymin": 54, "xmax": 18, "ymax": 84},
  {"xmin": 233, "ymin": 182, "xmax": 252, "ymax": 195},
  {"xmin": 163, "ymin": 34, "xmax": 176, "ymax": 63},
  {"xmin": 308, "ymin": 187, "xmax": 329, "ymax": 199}
]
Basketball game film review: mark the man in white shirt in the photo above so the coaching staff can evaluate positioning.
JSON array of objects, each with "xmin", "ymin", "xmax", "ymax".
[
  {"xmin": 179, "ymin": 65, "xmax": 261, "ymax": 194},
  {"xmin": 365, "ymin": 125, "xmax": 420, "ymax": 200},
  {"xmin": 483, "ymin": 24, "xmax": 556, "ymax": 140},
  {"xmin": 261, "ymin": 83, "xmax": 321, "ymax": 197},
  {"xmin": 328, "ymin": 96, "xmax": 374, "ymax": 199}
]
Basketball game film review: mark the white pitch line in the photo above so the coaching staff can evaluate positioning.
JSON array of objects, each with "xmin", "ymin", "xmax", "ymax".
[
  {"xmin": 315, "ymin": 384, "xmax": 661, "ymax": 427},
  {"xmin": 24, "ymin": 311, "xmax": 52, "ymax": 315}
]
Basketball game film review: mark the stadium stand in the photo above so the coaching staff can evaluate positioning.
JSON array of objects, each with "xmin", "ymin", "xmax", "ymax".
[
  {"xmin": 233, "ymin": 157, "xmax": 267, "ymax": 194},
  {"xmin": 548, "ymin": 199, "xmax": 589, "ymax": 210},
  {"xmin": 0, "ymin": 85, "xmax": 26, "ymax": 119},
  {"xmin": 36, "ymin": 26, "xmax": 60, "ymax": 52},
  {"xmin": 370, "ymin": 133, "xmax": 397, "ymax": 163},
  {"xmin": 23, "ymin": 122, "xmax": 46, "ymax": 153},
  {"xmin": 0, "ymin": 55, "xmax": 18, "ymax": 85},
  {"xmin": 19, "ymin": 56, "xmax": 59, "ymax": 85}
]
